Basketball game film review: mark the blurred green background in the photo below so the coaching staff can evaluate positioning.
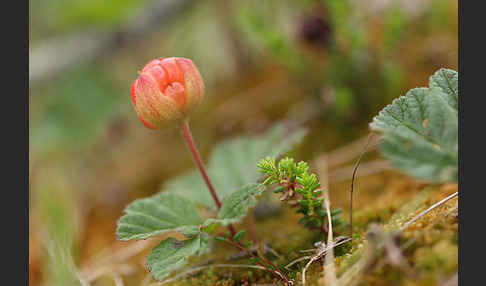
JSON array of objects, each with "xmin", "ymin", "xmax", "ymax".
[{"xmin": 29, "ymin": 0, "xmax": 457, "ymax": 285}]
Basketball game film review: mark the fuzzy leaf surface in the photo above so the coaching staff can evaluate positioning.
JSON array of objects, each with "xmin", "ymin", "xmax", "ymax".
[
  {"xmin": 165, "ymin": 123, "xmax": 306, "ymax": 209},
  {"xmin": 117, "ymin": 193, "xmax": 203, "ymax": 241},
  {"xmin": 147, "ymin": 233, "xmax": 208, "ymax": 281},
  {"xmin": 429, "ymin": 68, "xmax": 458, "ymax": 111},
  {"xmin": 370, "ymin": 68, "xmax": 458, "ymax": 182},
  {"xmin": 204, "ymin": 184, "xmax": 264, "ymax": 226}
]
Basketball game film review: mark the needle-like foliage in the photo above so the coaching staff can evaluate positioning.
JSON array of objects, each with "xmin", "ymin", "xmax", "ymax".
[{"xmin": 258, "ymin": 157, "xmax": 343, "ymax": 233}]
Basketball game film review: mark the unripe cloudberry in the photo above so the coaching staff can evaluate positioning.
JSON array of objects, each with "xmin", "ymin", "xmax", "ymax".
[{"xmin": 131, "ymin": 57, "xmax": 205, "ymax": 129}]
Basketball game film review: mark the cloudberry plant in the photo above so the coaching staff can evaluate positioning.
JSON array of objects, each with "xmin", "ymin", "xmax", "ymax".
[{"xmin": 121, "ymin": 57, "xmax": 293, "ymax": 285}]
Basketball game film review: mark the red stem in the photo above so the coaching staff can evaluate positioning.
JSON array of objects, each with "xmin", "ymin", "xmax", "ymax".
[
  {"xmin": 181, "ymin": 120, "xmax": 289, "ymax": 285},
  {"xmin": 181, "ymin": 119, "xmax": 236, "ymax": 236},
  {"xmin": 225, "ymin": 238, "xmax": 290, "ymax": 285}
]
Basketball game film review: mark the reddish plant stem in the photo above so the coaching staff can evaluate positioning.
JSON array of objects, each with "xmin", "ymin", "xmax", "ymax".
[
  {"xmin": 180, "ymin": 119, "xmax": 236, "ymax": 236},
  {"xmin": 180, "ymin": 122, "xmax": 289, "ymax": 284},
  {"xmin": 181, "ymin": 120, "xmax": 288, "ymax": 283},
  {"xmin": 224, "ymin": 238, "xmax": 291, "ymax": 285}
]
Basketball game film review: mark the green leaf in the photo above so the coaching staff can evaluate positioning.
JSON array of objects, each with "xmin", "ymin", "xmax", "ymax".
[
  {"xmin": 165, "ymin": 123, "xmax": 306, "ymax": 209},
  {"xmin": 233, "ymin": 230, "xmax": 246, "ymax": 242},
  {"xmin": 116, "ymin": 193, "xmax": 203, "ymax": 241},
  {"xmin": 204, "ymin": 184, "xmax": 264, "ymax": 226},
  {"xmin": 429, "ymin": 68, "xmax": 458, "ymax": 111},
  {"xmin": 370, "ymin": 68, "xmax": 458, "ymax": 183},
  {"xmin": 147, "ymin": 233, "xmax": 208, "ymax": 281}
]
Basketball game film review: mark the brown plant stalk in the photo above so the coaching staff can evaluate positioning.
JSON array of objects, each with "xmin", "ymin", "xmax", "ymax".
[{"xmin": 181, "ymin": 119, "xmax": 290, "ymax": 285}]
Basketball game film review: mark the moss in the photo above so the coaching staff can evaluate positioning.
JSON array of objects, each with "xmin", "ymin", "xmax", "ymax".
[{"xmin": 137, "ymin": 176, "xmax": 457, "ymax": 286}]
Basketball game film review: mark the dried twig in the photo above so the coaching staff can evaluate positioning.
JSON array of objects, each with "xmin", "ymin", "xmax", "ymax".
[
  {"xmin": 226, "ymin": 243, "xmax": 280, "ymax": 261},
  {"xmin": 285, "ymin": 256, "xmax": 313, "ymax": 270},
  {"xmin": 322, "ymin": 188, "xmax": 338, "ymax": 286},
  {"xmin": 302, "ymin": 244, "xmax": 324, "ymax": 286},
  {"xmin": 223, "ymin": 238, "xmax": 291, "ymax": 285},
  {"xmin": 349, "ymin": 133, "xmax": 375, "ymax": 239},
  {"xmin": 286, "ymin": 238, "xmax": 351, "ymax": 272},
  {"xmin": 329, "ymin": 160, "xmax": 391, "ymax": 182},
  {"xmin": 301, "ymin": 184, "xmax": 347, "ymax": 286},
  {"xmin": 337, "ymin": 224, "xmax": 391, "ymax": 286},
  {"xmin": 314, "ymin": 135, "xmax": 379, "ymax": 171},
  {"xmin": 299, "ymin": 249, "xmax": 318, "ymax": 253},
  {"xmin": 300, "ymin": 238, "xmax": 352, "ymax": 285},
  {"xmin": 400, "ymin": 191, "xmax": 458, "ymax": 231}
]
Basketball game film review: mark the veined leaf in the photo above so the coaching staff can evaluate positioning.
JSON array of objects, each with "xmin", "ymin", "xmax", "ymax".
[
  {"xmin": 204, "ymin": 184, "xmax": 264, "ymax": 226},
  {"xmin": 370, "ymin": 68, "xmax": 458, "ymax": 183},
  {"xmin": 429, "ymin": 68, "xmax": 458, "ymax": 111},
  {"xmin": 117, "ymin": 193, "xmax": 203, "ymax": 241},
  {"xmin": 147, "ymin": 233, "xmax": 209, "ymax": 281},
  {"xmin": 165, "ymin": 123, "xmax": 306, "ymax": 209}
]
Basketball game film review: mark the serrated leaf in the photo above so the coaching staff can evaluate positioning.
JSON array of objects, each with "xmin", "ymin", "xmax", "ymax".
[
  {"xmin": 147, "ymin": 233, "xmax": 208, "ymax": 281},
  {"xmin": 370, "ymin": 68, "xmax": 458, "ymax": 183},
  {"xmin": 165, "ymin": 123, "xmax": 306, "ymax": 209},
  {"xmin": 429, "ymin": 68, "xmax": 458, "ymax": 111},
  {"xmin": 204, "ymin": 184, "xmax": 264, "ymax": 226},
  {"xmin": 117, "ymin": 193, "xmax": 203, "ymax": 241}
]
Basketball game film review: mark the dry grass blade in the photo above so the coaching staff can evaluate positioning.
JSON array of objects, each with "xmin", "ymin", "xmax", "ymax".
[
  {"xmin": 322, "ymin": 188, "xmax": 338, "ymax": 286},
  {"xmin": 302, "ymin": 249, "xmax": 322, "ymax": 286},
  {"xmin": 299, "ymin": 239, "xmax": 353, "ymax": 284},
  {"xmin": 314, "ymin": 135, "xmax": 379, "ymax": 170},
  {"xmin": 285, "ymin": 256, "xmax": 313, "ymax": 270},
  {"xmin": 301, "ymin": 175, "xmax": 344, "ymax": 286},
  {"xmin": 336, "ymin": 250, "xmax": 371, "ymax": 286},
  {"xmin": 400, "ymin": 191, "xmax": 458, "ymax": 231},
  {"xmin": 329, "ymin": 160, "xmax": 391, "ymax": 182},
  {"xmin": 337, "ymin": 224, "xmax": 390, "ymax": 286},
  {"xmin": 288, "ymin": 237, "xmax": 352, "ymax": 272},
  {"xmin": 349, "ymin": 133, "xmax": 375, "ymax": 239}
]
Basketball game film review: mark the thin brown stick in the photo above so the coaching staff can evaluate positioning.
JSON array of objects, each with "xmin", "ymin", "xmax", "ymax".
[
  {"xmin": 329, "ymin": 160, "xmax": 390, "ymax": 182},
  {"xmin": 315, "ymin": 135, "xmax": 379, "ymax": 170},
  {"xmin": 349, "ymin": 133, "xmax": 374, "ymax": 239},
  {"xmin": 226, "ymin": 244, "xmax": 279, "ymax": 261},
  {"xmin": 181, "ymin": 120, "xmax": 222, "ymax": 208},
  {"xmin": 180, "ymin": 119, "xmax": 236, "ymax": 236},
  {"xmin": 301, "ymin": 187, "xmax": 339, "ymax": 286},
  {"xmin": 285, "ymin": 256, "xmax": 313, "ymax": 270},
  {"xmin": 399, "ymin": 191, "xmax": 458, "ymax": 231},
  {"xmin": 322, "ymin": 189, "xmax": 338, "ymax": 286},
  {"xmin": 224, "ymin": 238, "xmax": 291, "ymax": 285}
]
